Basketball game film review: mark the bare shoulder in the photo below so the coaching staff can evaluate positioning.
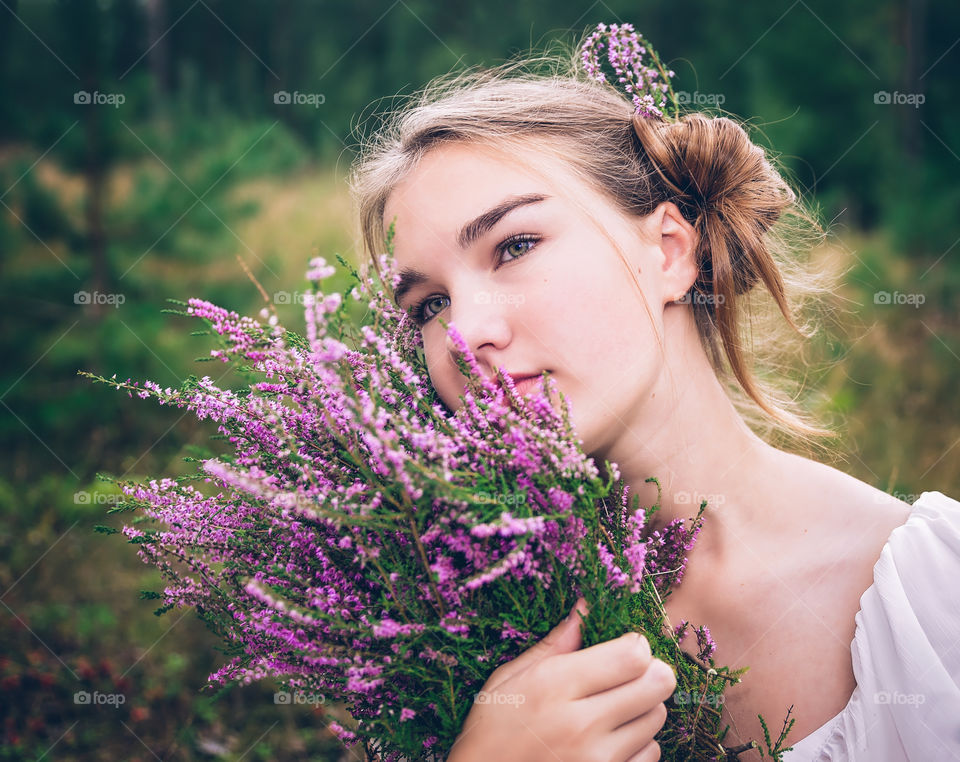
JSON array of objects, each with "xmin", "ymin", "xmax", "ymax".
[
  {"xmin": 695, "ymin": 451, "xmax": 918, "ymax": 751},
  {"xmin": 774, "ymin": 449, "xmax": 915, "ymax": 573}
]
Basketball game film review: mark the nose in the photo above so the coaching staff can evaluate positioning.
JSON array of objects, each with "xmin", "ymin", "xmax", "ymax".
[{"xmin": 444, "ymin": 287, "xmax": 513, "ymax": 374}]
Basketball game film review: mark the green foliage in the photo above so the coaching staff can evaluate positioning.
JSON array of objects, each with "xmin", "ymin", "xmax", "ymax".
[{"xmin": 1, "ymin": 2, "xmax": 956, "ymax": 758}]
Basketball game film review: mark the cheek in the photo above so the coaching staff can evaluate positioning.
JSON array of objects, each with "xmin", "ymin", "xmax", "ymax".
[
  {"xmin": 422, "ymin": 333, "xmax": 464, "ymax": 412},
  {"xmin": 413, "ymin": 254, "xmax": 659, "ymax": 414},
  {"xmin": 547, "ymin": 262, "xmax": 659, "ymax": 379}
]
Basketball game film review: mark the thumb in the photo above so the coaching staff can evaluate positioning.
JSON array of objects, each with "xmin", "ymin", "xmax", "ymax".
[{"xmin": 501, "ymin": 598, "xmax": 590, "ymax": 679}]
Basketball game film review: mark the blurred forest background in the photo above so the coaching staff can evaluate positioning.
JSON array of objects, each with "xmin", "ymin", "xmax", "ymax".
[{"xmin": 1, "ymin": 0, "xmax": 957, "ymax": 759}]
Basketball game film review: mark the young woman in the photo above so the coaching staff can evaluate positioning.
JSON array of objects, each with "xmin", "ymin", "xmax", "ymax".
[{"xmin": 348, "ymin": 39, "xmax": 960, "ymax": 762}]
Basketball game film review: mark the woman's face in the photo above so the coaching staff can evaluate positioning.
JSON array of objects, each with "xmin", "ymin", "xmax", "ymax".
[{"xmin": 382, "ymin": 140, "xmax": 685, "ymax": 459}]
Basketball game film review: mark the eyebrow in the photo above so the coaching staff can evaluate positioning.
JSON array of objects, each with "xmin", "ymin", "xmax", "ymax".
[{"xmin": 392, "ymin": 193, "xmax": 549, "ymax": 308}]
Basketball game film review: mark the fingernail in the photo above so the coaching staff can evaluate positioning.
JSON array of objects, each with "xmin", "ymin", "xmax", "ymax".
[{"xmin": 567, "ymin": 598, "xmax": 586, "ymax": 621}]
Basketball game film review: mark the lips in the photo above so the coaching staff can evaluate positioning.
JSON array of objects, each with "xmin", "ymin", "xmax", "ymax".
[
  {"xmin": 498, "ymin": 371, "xmax": 548, "ymax": 397},
  {"xmin": 510, "ymin": 376, "xmax": 544, "ymax": 397}
]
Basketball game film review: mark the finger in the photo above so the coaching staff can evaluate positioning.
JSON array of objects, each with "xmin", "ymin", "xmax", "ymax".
[
  {"xmin": 609, "ymin": 700, "xmax": 667, "ymax": 762},
  {"xmin": 521, "ymin": 597, "xmax": 588, "ymax": 661},
  {"xmin": 624, "ymin": 740, "xmax": 661, "ymax": 762},
  {"xmin": 558, "ymin": 631, "xmax": 653, "ymax": 698},
  {"xmin": 491, "ymin": 598, "xmax": 588, "ymax": 686},
  {"xmin": 589, "ymin": 658, "xmax": 676, "ymax": 730}
]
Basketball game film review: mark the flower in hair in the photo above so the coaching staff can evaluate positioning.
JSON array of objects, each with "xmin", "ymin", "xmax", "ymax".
[{"xmin": 581, "ymin": 22, "xmax": 677, "ymax": 119}]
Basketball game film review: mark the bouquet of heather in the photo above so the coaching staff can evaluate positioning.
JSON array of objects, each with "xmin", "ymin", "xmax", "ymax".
[{"xmin": 83, "ymin": 240, "xmax": 794, "ymax": 761}]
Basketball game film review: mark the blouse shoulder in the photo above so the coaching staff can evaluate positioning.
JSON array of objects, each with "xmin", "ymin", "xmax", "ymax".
[{"xmin": 782, "ymin": 490, "xmax": 960, "ymax": 761}]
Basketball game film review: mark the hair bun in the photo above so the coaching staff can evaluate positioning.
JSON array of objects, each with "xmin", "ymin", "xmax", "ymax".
[{"xmin": 632, "ymin": 113, "xmax": 795, "ymax": 296}]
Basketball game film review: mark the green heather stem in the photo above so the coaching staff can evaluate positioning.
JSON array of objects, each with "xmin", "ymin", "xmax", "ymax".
[{"xmin": 400, "ymin": 489, "xmax": 447, "ymax": 618}]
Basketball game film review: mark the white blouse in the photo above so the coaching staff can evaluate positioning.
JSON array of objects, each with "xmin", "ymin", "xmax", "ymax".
[{"xmin": 780, "ymin": 490, "xmax": 960, "ymax": 761}]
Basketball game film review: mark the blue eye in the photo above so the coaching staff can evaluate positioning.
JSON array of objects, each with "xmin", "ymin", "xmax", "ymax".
[
  {"xmin": 409, "ymin": 233, "xmax": 541, "ymax": 326},
  {"xmin": 411, "ymin": 294, "xmax": 450, "ymax": 324},
  {"xmin": 497, "ymin": 234, "xmax": 539, "ymax": 262}
]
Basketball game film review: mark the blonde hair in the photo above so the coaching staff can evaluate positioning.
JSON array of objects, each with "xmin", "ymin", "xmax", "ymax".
[{"xmin": 348, "ymin": 42, "xmax": 841, "ymax": 451}]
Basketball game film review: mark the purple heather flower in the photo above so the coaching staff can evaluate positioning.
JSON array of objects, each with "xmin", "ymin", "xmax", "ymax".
[
  {"xmin": 580, "ymin": 22, "xmax": 675, "ymax": 118},
  {"xmin": 695, "ymin": 624, "xmax": 717, "ymax": 661},
  {"xmin": 97, "ymin": 247, "xmax": 712, "ymax": 760}
]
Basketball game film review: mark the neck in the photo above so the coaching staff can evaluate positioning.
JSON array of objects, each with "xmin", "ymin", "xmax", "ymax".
[{"xmin": 590, "ymin": 307, "xmax": 792, "ymax": 562}]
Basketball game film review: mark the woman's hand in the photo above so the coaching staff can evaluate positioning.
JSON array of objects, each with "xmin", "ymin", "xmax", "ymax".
[{"xmin": 446, "ymin": 598, "xmax": 675, "ymax": 762}]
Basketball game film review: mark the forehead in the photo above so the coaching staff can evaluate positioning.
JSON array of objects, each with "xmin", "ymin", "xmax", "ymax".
[{"xmin": 382, "ymin": 141, "xmax": 580, "ymax": 245}]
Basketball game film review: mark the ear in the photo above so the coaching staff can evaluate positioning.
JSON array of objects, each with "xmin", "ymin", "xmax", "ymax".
[{"xmin": 645, "ymin": 201, "xmax": 699, "ymax": 306}]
